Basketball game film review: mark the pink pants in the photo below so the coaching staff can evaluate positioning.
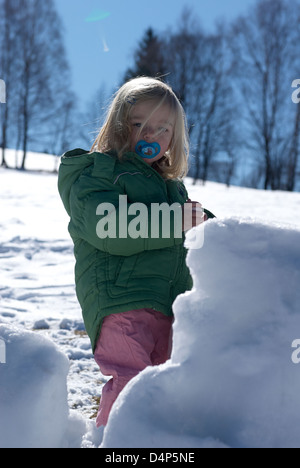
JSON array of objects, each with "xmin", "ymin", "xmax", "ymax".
[{"xmin": 94, "ymin": 308, "xmax": 173, "ymax": 427}]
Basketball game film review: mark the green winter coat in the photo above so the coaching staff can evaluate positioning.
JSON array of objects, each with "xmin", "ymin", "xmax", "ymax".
[{"xmin": 58, "ymin": 148, "xmax": 193, "ymax": 352}]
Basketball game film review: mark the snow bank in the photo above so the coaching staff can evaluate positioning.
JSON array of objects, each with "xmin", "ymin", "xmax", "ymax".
[
  {"xmin": 102, "ymin": 219, "xmax": 300, "ymax": 448},
  {"xmin": 0, "ymin": 324, "xmax": 86, "ymax": 448}
]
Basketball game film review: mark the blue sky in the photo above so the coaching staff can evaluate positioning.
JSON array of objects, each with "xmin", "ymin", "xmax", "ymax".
[{"xmin": 54, "ymin": 0, "xmax": 257, "ymax": 109}]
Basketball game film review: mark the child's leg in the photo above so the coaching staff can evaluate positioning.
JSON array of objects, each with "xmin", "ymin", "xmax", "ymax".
[
  {"xmin": 94, "ymin": 311, "xmax": 152, "ymax": 427},
  {"xmin": 150, "ymin": 312, "xmax": 174, "ymax": 366},
  {"xmin": 94, "ymin": 308, "xmax": 173, "ymax": 427}
]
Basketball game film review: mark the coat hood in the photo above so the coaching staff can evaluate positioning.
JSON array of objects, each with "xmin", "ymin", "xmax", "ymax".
[
  {"xmin": 58, "ymin": 148, "xmax": 120, "ymax": 216},
  {"xmin": 58, "ymin": 149, "xmax": 94, "ymax": 216},
  {"xmin": 58, "ymin": 148, "xmax": 94, "ymax": 215}
]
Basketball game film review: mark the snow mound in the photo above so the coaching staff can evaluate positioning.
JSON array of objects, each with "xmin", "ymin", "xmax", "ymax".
[
  {"xmin": 102, "ymin": 219, "xmax": 300, "ymax": 448},
  {"xmin": 0, "ymin": 324, "xmax": 86, "ymax": 448}
]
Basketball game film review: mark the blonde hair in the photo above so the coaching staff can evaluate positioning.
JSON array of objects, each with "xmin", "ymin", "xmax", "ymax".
[{"xmin": 91, "ymin": 77, "xmax": 189, "ymax": 179}]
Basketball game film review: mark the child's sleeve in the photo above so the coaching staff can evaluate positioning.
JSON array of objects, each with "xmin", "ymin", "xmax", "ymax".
[{"xmin": 68, "ymin": 173, "xmax": 184, "ymax": 257}]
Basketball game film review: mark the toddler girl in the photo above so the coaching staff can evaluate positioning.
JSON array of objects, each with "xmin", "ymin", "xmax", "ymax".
[{"xmin": 58, "ymin": 77, "xmax": 206, "ymax": 427}]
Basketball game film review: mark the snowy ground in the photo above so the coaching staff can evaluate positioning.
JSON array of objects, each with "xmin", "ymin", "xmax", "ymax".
[
  {"xmin": 0, "ymin": 152, "xmax": 104, "ymax": 426},
  {"xmin": 1, "ymin": 150, "xmax": 300, "ymax": 448}
]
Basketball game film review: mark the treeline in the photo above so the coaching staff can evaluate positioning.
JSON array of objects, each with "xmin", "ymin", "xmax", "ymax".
[
  {"xmin": 121, "ymin": 1, "xmax": 300, "ymax": 191},
  {"xmin": 0, "ymin": 0, "xmax": 76, "ymax": 169},
  {"xmin": 1, "ymin": 0, "xmax": 300, "ymax": 191}
]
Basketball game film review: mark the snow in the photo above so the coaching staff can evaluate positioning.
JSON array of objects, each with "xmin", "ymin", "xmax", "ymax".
[
  {"xmin": 0, "ymin": 323, "xmax": 71, "ymax": 448},
  {"xmin": 1, "ymin": 149, "xmax": 300, "ymax": 448},
  {"xmin": 102, "ymin": 219, "xmax": 300, "ymax": 448}
]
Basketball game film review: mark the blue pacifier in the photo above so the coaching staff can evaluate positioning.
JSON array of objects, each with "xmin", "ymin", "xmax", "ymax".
[{"xmin": 135, "ymin": 141, "xmax": 161, "ymax": 159}]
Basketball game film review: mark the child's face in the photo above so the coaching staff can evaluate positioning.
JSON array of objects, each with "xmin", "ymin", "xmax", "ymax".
[{"xmin": 129, "ymin": 101, "xmax": 175, "ymax": 165}]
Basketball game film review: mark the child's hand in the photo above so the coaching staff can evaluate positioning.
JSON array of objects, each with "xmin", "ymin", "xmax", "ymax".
[{"xmin": 182, "ymin": 199, "xmax": 207, "ymax": 232}]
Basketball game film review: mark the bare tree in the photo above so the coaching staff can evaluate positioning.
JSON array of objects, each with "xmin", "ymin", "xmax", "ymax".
[
  {"xmin": 80, "ymin": 83, "xmax": 112, "ymax": 149},
  {"xmin": 164, "ymin": 10, "xmax": 239, "ymax": 185},
  {"xmin": 0, "ymin": 0, "xmax": 75, "ymax": 169},
  {"xmin": 163, "ymin": 8, "xmax": 203, "ymax": 113},
  {"xmin": 286, "ymin": 102, "xmax": 300, "ymax": 191},
  {"xmin": 230, "ymin": 0, "xmax": 300, "ymax": 190},
  {"xmin": 17, "ymin": 0, "xmax": 75, "ymax": 168},
  {"xmin": 0, "ymin": 0, "xmax": 21, "ymax": 167}
]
